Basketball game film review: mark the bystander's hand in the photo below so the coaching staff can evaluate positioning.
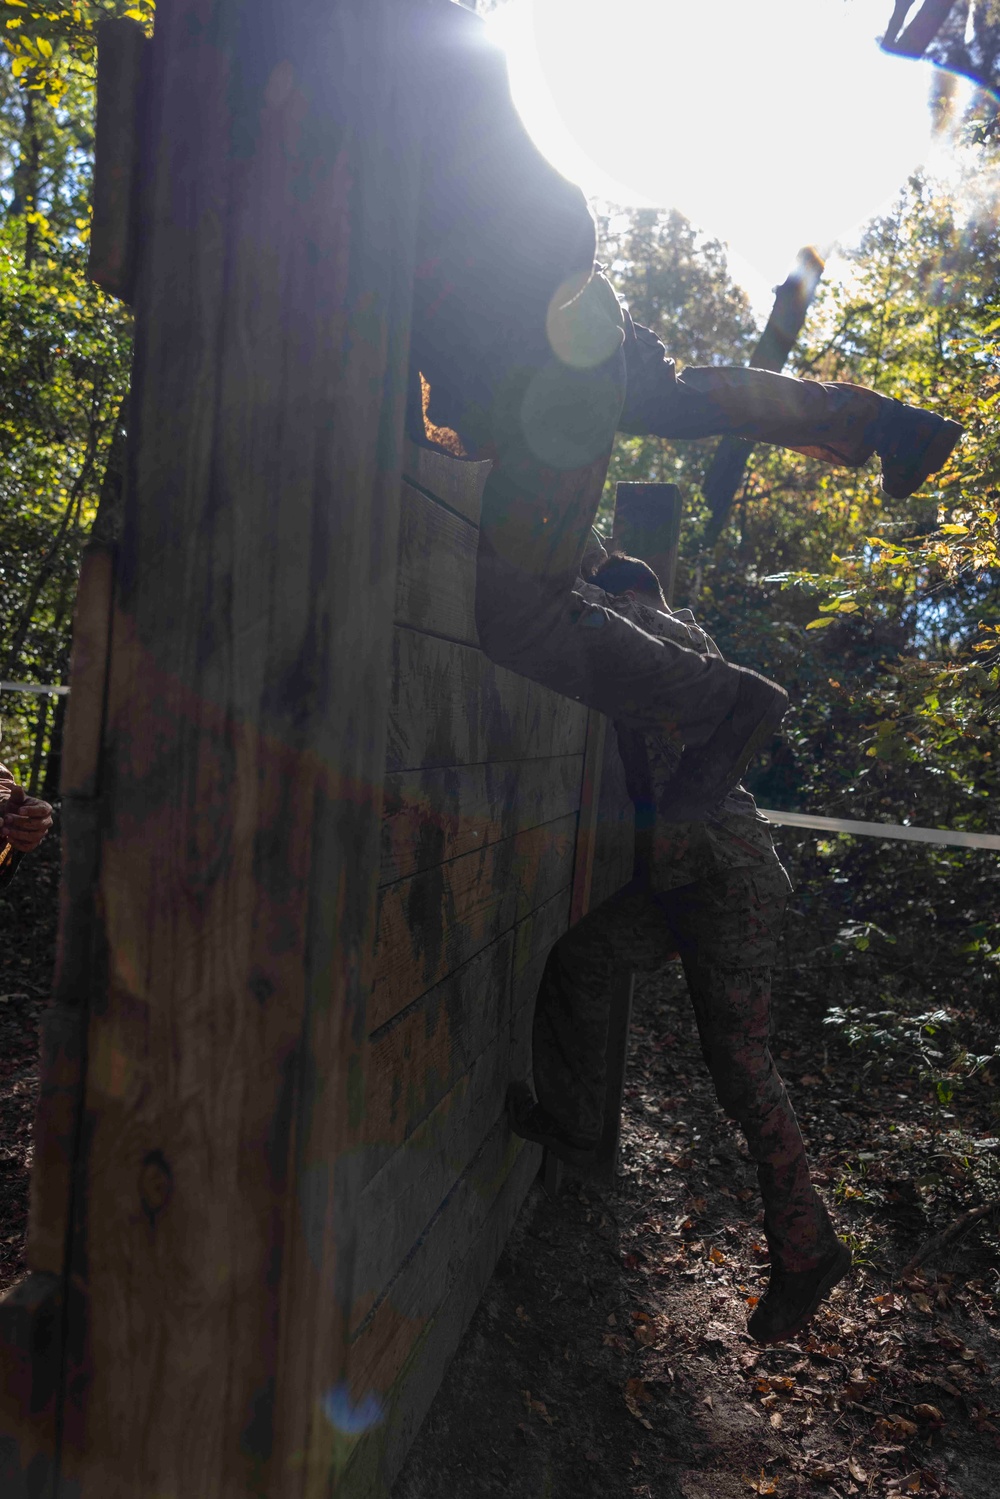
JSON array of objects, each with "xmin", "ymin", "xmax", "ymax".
[{"xmin": 1, "ymin": 782, "xmax": 53, "ymax": 853}]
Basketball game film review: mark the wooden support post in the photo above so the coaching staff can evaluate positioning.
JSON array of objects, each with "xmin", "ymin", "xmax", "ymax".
[
  {"xmin": 0, "ymin": 3, "xmax": 428, "ymax": 1496},
  {"xmin": 612, "ymin": 482, "xmax": 683, "ymax": 606},
  {"xmin": 89, "ymin": 19, "xmax": 148, "ymax": 302}
]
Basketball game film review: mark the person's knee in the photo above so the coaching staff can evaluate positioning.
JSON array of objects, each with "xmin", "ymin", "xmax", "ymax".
[{"xmin": 707, "ymin": 1042, "xmax": 773, "ymax": 1122}]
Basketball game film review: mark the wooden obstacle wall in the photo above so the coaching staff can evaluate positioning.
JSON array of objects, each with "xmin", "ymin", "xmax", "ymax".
[
  {"xmin": 340, "ymin": 442, "xmax": 634, "ymax": 1494},
  {"xmin": 0, "ymin": 7, "xmax": 683, "ymax": 1494}
]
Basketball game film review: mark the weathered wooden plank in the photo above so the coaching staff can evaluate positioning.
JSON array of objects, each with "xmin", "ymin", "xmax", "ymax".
[
  {"xmin": 401, "ymin": 441, "xmax": 492, "ymax": 526},
  {"xmin": 569, "ymin": 710, "xmax": 608, "ymax": 926},
  {"xmin": 371, "ymin": 815, "xmax": 576, "ymax": 1030},
  {"xmin": 47, "ymin": 5, "xmax": 428, "ymax": 1497},
  {"xmin": 589, "ymin": 726, "xmax": 635, "ymax": 910},
  {"xmin": 344, "ymin": 1138, "xmax": 539, "ymax": 1498},
  {"xmin": 394, "ymin": 482, "xmax": 478, "ymax": 646},
  {"xmin": 356, "ymin": 892, "xmax": 564, "ymax": 1326},
  {"xmin": 89, "ymin": 19, "xmax": 148, "ymax": 302},
  {"xmin": 613, "ymin": 481, "xmax": 683, "ymax": 605},
  {"xmin": 366, "ymin": 878, "xmax": 570, "ymax": 1158},
  {"xmin": 366, "ymin": 935, "xmax": 514, "ymax": 1152},
  {"xmin": 0, "ymin": 1272, "xmax": 61, "ymax": 1498},
  {"xmin": 380, "ymin": 754, "xmax": 583, "ymax": 885},
  {"xmin": 351, "ymin": 1117, "xmax": 534, "ymax": 1395},
  {"xmin": 387, "ymin": 628, "xmax": 588, "ymax": 773}
]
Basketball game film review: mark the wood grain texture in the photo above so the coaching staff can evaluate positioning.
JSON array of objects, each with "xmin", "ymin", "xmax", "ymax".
[
  {"xmin": 46, "ymin": 5, "xmax": 428, "ymax": 1497},
  {"xmin": 401, "ymin": 442, "xmax": 492, "ymax": 526},
  {"xmin": 89, "ymin": 19, "xmax": 147, "ymax": 302},
  {"xmin": 569, "ymin": 710, "xmax": 608, "ymax": 927},
  {"xmin": 344, "ymin": 1138, "xmax": 539, "ymax": 1499},
  {"xmin": 589, "ymin": 727, "xmax": 635, "ymax": 910},
  {"xmin": 387, "ymin": 628, "xmax": 588, "ymax": 773},
  {"xmin": 371, "ymin": 814, "xmax": 576, "ymax": 1030},
  {"xmin": 613, "ymin": 482, "xmax": 683, "ymax": 606},
  {"xmin": 380, "ymin": 754, "xmax": 583, "ymax": 885},
  {"xmin": 356, "ymin": 894, "xmax": 562, "ymax": 1331},
  {"xmin": 394, "ymin": 482, "xmax": 478, "ymax": 645},
  {"xmin": 0, "ymin": 1272, "xmax": 61, "ymax": 1498}
]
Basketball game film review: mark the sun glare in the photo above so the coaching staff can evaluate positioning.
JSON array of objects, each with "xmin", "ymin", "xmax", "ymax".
[{"xmin": 487, "ymin": 0, "xmax": 968, "ymax": 288}]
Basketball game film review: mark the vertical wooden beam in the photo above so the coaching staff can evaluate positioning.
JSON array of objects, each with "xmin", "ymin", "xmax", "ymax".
[
  {"xmin": 612, "ymin": 482, "xmax": 683, "ymax": 606},
  {"xmin": 89, "ymin": 19, "xmax": 148, "ymax": 302},
  {"xmin": 568, "ymin": 711, "xmax": 608, "ymax": 929},
  {"xmin": 13, "ymin": 3, "xmax": 428, "ymax": 1496}
]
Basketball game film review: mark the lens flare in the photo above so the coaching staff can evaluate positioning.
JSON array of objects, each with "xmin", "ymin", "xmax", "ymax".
[
  {"xmin": 489, "ymin": 0, "xmax": 990, "ymax": 283},
  {"xmin": 322, "ymin": 1382, "xmax": 385, "ymax": 1436}
]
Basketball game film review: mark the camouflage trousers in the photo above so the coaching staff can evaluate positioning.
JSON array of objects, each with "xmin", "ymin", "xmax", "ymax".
[
  {"xmin": 472, "ymin": 278, "xmax": 890, "ymax": 749},
  {"xmin": 532, "ymin": 862, "xmax": 836, "ymax": 1270}
]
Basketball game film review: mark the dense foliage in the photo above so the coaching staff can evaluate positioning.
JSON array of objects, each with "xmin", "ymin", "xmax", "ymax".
[
  {"xmin": 597, "ymin": 135, "xmax": 1000, "ymax": 1102},
  {"xmin": 0, "ymin": 19, "xmax": 131, "ymax": 786}
]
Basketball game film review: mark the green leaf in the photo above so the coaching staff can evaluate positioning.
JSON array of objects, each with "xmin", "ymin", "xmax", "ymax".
[{"xmin": 806, "ymin": 617, "xmax": 835, "ymax": 629}]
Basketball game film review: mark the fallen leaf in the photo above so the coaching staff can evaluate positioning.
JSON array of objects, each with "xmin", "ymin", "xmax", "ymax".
[
  {"xmin": 769, "ymin": 1410, "xmax": 783, "ymax": 1429},
  {"xmin": 747, "ymin": 1475, "xmax": 777, "ymax": 1496},
  {"xmin": 624, "ymin": 1378, "xmax": 654, "ymax": 1430},
  {"xmin": 634, "ymin": 1321, "xmax": 658, "ymax": 1347},
  {"xmin": 702, "ymin": 1393, "xmax": 714, "ymax": 1409},
  {"xmin": 808, "ymin": 1463, "xmax": 837, "ymax": 1483},
  {"xmin": 709, "ymin": 1247, "xmax": 726, "ymax": 1265},
  {"xmin": 912, "ymin": 1403, "xmax": 944, "ymax": 1424},
  {"xmin": 521, "ymin": 1390, "xmax": 555, "ymax": 1426},
  {"xmin": 848, "ymin": 1458, "xmax": 868, "ymax": 1483}
]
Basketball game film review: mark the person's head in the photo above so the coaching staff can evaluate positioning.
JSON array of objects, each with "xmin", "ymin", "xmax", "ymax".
[{"xmin": 592, "ymin": 552, "xmax": 666, "ymax": 608}]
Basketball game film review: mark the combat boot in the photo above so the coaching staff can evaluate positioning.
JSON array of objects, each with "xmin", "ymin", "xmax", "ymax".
[
  {"xmin": 876, "ymin": 398, "xmax": 963, "ymax": 499},
  {"xmin": 505, "ymin": 1082, "xmax": 600, "ymax": 1168},
  {"xmin": 748, "ymin": 1239, "xmax": 852, "ymax": 1344},
  {"xmin": 660, "ymin": 668, "xmax": 788, "ymax": 822}
]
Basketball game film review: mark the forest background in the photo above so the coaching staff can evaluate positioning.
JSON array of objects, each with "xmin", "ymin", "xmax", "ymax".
[{"xmin": 0, "ymin": 1, "xmax": 998, "ymax": 1153}]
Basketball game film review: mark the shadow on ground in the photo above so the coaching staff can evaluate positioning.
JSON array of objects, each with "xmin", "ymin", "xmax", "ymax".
[{"xmin": 394, "ymin": 959, "xmax": 1000, "ymax": 1499}]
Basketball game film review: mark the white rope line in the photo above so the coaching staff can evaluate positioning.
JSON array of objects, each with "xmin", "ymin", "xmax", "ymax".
[
  {"xmin": 758, "ymin": 808, "xmax": 1000, "ymax": 852},
  {"xmin": 0, "ymin": 681, "xmax": 70, "ymax": 696}
]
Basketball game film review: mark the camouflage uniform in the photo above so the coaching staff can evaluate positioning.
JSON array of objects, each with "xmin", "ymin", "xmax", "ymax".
[{"xmin": 532, "ymin": 592, "xmax": 837, "ymax": 1272}]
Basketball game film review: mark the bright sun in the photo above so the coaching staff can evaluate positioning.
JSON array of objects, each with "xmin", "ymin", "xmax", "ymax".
[{"xmin": 487, "ymin": 0, "xmax": 945, "ymax": 288}]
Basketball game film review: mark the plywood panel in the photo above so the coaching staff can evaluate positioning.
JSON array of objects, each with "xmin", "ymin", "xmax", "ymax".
[
  {"xmin": 371, "ymin": 814, "xmax": 576, "ymax": 1030},
  {"xmin": 394, "ymin": 482, "xmax": 478, "ymax": 646},
  {"xmin": 387, "ymin": 629, "xmax": 588, "ymax": 773},
  {"xmin": 344, "ymin": 1138, "xmax": 539, "ymax": 1498},
  {"xmin": 590, "ymin": 725, "xmax": 635, "ymax": 909},
  {"xmin": 401, "ymin": 442, "xmax": 492, "ymax": 526},
  {"xmin": 366, "ymin": 935, "xmax": 513, "ymax": 1151},
  {"xmin": 380, "ymin": 754, "xmax": 583, "ymax": 885},
  {"xmin": 356, "ymin": 894, "xmax": 563, "ymax": 1326}
]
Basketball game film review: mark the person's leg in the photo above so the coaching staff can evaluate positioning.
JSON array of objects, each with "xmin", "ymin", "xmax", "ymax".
[
  {"xmin": 619, "ymin": 316, "xmax": 961, "ymax": 489},
  {"xmin": 474, "ymin": 273, "xmax": 780, "ymax": 752},
  {"xmin": 522, "ymin": 882, "xmax": 675, "ymax": 1145},
  {"xmin": 660, "ymin": 865, "xmax": 837, "ymax": 1271}
]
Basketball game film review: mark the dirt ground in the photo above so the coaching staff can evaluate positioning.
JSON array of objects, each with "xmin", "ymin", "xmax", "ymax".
[
  {"xmin": 394, "ymin": 931, "xmax": 1000, "ymax": 1499},
  {"xmin": 2, "ymin": 825, "xmax": 998, "ymax": 1499},
  {"xmin": 0, "ymin": 815, "xmax": 59, "ymax": 1295}
]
